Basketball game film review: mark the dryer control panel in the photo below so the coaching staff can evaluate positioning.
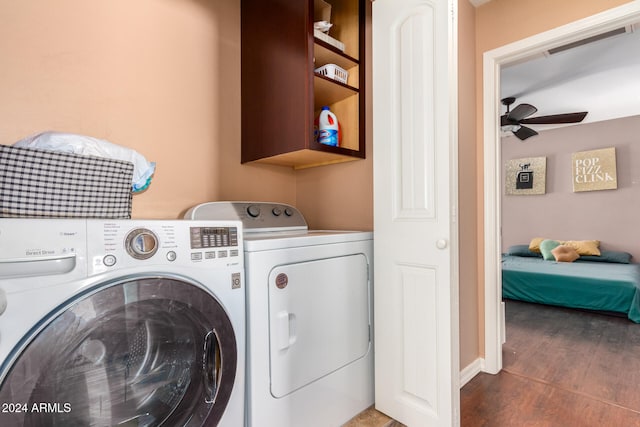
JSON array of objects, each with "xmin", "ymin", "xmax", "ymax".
[{"xmin": 185, "ymin": 201, "xmax": 308, "ymax": 233}]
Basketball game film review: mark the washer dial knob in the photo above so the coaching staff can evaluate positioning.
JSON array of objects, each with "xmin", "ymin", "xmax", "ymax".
[{"xmin": 125, "ymin": 228, "xmax": 159, "ymax": 260}]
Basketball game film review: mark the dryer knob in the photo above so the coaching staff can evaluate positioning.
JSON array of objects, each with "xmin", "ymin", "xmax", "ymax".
[
  {"xmin": 284, "ymin": 208, "xmax": 294, "ymax": 217},
  {"xmin": 247, "ymin": 205, "xmax": 261, "ymax": 218},
  {"xmin": 126, "ymin": 229, "xmax": 159, "ymax": 260}
]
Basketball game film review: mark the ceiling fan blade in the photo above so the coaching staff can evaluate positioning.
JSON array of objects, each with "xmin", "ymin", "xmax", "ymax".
[
  {"xmin": 520, "ymin": 111, "xmax": 588, "ymax": 125},
  {"xmin": 513, "ymin": 126, "xmax": 538, "ymax": 141},
  {"xmin": 507, "ymin": 103, "xmax": 537, "ymax": 122}
]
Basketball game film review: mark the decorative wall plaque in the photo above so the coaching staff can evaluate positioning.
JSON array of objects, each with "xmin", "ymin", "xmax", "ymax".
[
  {"xmin": 505, "ymin": 157, "xmax": 546, "ymax": 195},
  {"xmin": 572, "ymin": 147, "xmax": 617, "ymax": 192}
]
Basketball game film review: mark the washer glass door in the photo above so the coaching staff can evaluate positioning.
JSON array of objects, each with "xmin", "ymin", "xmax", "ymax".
[{"xmin": 0, "ymin": 276, "xmax": 237, "ymax": 427}]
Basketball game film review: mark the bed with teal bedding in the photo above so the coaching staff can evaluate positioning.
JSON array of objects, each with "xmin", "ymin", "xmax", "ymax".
[{"xmin": 502, "ymin": 251, "xmax": 640, "ymax": 323}]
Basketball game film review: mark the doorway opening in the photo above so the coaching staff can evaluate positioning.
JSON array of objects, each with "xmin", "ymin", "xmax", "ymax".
[{"xmin": 482, "ymin": 2, "xmax": 640, "ymax": 374}]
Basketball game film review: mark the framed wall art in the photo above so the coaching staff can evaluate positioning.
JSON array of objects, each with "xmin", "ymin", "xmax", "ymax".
[
  {"xmin": 572, "ymin": 147, "xmax": 617, "ymax": 192},
  {"xmin": 505, "ymin": 156, "xmax": 547, "ymax": 195}
]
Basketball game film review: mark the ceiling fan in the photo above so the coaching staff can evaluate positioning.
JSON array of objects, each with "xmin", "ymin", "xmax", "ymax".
[{"xmin": 501, "ymin": 97, "xmax": 588, "ymax": 141}]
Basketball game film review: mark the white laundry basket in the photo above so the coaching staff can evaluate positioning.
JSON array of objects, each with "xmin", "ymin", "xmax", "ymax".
[{"xmin": 315, "ymin": 64, "xmax": 348, "ymax": 84}]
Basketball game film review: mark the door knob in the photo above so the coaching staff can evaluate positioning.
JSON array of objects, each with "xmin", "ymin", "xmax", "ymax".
[{"xmin": 436, "ymin": 239, "xmax": 448, "ymax": 249}]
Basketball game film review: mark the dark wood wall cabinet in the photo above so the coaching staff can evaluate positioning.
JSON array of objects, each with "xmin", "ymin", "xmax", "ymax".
[{"xmin": 241, "ymin": 0, "xmax": 365, "ymax": 169}]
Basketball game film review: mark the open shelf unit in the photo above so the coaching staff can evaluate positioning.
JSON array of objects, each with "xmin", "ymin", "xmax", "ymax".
[{"xmin": 241, "ymin": 0, "xmax": 365, "ymax": 169}]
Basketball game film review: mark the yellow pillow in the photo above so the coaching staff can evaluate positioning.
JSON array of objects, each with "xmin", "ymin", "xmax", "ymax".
[
  {"xmin": 529, "ymin": 237, "xmax": 550, "ymax": 253},
  {"xmin": 551, "ymin": 245, "xmax": 580, "ymax": 262},
  {"xmin": 562, "ymin": 240, "xmax": 601, "ymax": 256}
]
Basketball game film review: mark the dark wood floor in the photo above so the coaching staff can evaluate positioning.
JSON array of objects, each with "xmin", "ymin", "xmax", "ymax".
[{"xmin": 461, "ymin": 300, "xmax": 640, "ymax": 426}]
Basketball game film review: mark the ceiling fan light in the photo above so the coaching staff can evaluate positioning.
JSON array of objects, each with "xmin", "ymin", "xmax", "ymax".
[{"xmin": 502, "ymin": 124, "xmax": 522, "ymax": 132}]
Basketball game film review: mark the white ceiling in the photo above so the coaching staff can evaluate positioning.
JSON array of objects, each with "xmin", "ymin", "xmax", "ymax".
[{"xmin": 500, "ymin": 24, "xmax": 640, "ymax": 132}]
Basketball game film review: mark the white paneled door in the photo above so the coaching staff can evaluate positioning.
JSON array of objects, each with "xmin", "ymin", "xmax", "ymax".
[{"xmin": 373, "ymin": 0, "xmax": 459, "ymax": 426}]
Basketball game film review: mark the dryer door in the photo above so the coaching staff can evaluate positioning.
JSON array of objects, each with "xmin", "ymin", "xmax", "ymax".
[
  {"xmin": 0, "ymin": 276, "xmax": 237, "ymax": 427},
  {"xmin": 268, "ymin": 254, "xmax": 370, "ymax": 398}
]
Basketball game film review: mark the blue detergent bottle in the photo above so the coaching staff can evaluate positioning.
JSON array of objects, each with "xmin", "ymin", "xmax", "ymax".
[{"xmin": 317, "ymin": 106, "xmax": 340, "ymax": 147}]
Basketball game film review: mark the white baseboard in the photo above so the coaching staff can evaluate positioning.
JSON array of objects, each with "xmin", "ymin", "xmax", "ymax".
[{"xmin": 459, "ymin": 357, "xmax": 484, "ymax": 388}]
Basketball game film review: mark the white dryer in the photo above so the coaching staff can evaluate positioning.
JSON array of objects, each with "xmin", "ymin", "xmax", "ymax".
[
  {"xmin": 185, "ymin": 202, "xmax": 374, "ymax": 427},
  {"xmin": 0, "ymin": 219, "xmax": 245, "ymax": 426}
]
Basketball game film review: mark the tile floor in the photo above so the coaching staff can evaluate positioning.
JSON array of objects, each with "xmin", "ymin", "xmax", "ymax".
[{"xmin": 343, "ymin": 406, "xmax": 405, "ymax": 427}]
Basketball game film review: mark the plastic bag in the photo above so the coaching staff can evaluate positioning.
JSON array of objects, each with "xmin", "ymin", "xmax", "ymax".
[{"xmin": 14, "ymin": 131, "xmax": 156, "ymax": 193}]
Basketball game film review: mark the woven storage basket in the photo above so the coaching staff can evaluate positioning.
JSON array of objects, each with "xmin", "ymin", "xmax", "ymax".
[{"xmin": 0, "ymin": 145, "xmax": 133, "ymax": 218}]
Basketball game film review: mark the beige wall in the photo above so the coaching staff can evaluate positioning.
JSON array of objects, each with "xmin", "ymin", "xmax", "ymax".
[
  {"xmin": 458, "ymin": 0, "xmax": 479, "ymax": 370},
  {"xmin": 0, "ymin": 0, "xmax": 296, "ymax": 219},
  {"xmin": 474, "ymin": 0, "xmax": 633, "ymax": 356}
]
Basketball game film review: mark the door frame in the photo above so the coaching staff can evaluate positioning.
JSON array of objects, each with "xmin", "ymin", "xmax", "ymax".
[{"xmin": 482, "ymin": 2, "xmax": 640, "ymax": 374}]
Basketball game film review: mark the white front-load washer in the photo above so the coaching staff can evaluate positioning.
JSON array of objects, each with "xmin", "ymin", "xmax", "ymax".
[
  {"xmin": 0, "ymin": 218, "xmax": 245, "ymax": 426},
  {"xmin": 185, "ymin": 202, "xmax": 374, "ymax": 427}
]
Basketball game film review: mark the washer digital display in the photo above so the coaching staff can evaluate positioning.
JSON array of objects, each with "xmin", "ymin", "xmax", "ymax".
[{"xmin": 190, "ymin": 227, "xmax": 238, "ymax": 249}]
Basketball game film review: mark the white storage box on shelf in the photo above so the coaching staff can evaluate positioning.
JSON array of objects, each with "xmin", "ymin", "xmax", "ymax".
[
  {"xmin": 315, "ymin": 63, "xmax": 349, "ymax": 84},
  {"xmin": 313, "ymin": 29, "xmax": 346, "ymax": 52}
]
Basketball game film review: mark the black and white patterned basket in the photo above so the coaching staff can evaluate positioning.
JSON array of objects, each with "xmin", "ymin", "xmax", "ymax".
[{"xmin": 0, "ymin": 145, "xmax": 133, "ymax": 218}]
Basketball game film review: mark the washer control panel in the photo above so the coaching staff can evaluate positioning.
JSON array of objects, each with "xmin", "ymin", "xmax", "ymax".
[{"xmin": 85, "ymin": 220, "xmax": 243, "ymax": 273}]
